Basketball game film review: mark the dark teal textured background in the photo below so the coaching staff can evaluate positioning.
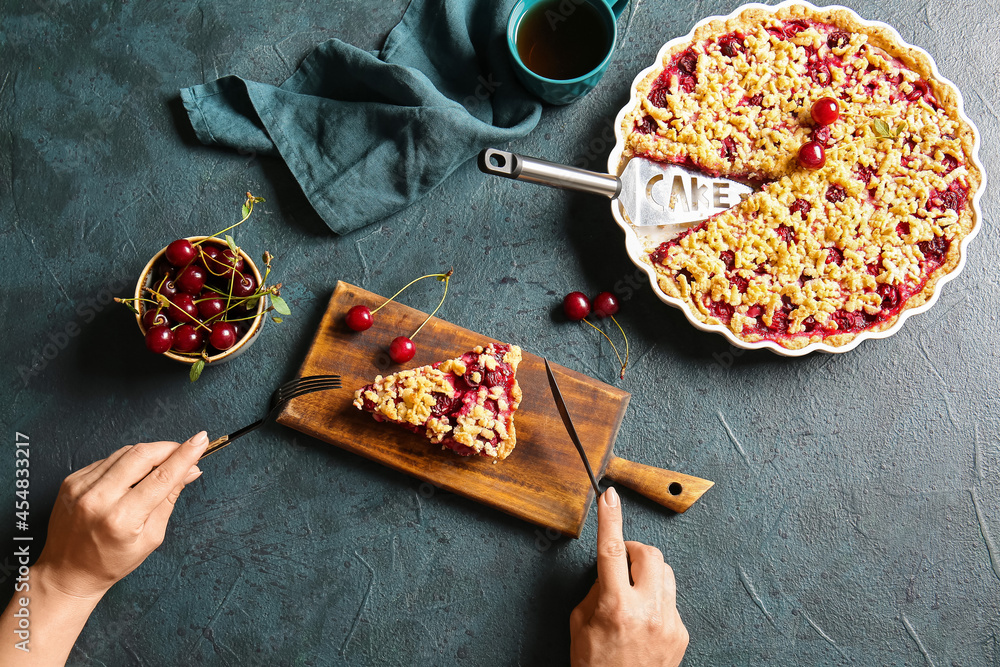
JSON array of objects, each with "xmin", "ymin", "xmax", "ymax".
[{"xmin": 1, "ymin": 0, "xmax": 998, "ymax": 665}]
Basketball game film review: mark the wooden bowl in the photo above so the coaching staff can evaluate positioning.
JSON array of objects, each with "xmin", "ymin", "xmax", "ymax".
[{"xmin": 132, "ymin": 236, "xmax": 266, "ymax": 364}]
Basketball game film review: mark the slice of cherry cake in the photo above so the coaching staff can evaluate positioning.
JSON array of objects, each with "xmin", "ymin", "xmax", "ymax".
[
  {"xmin": 353, "ymin": 343, "xmax": 523, "ymax": 460},
  {"xmin": 621, "ymin": 4, "xmax": 981, "ymax": 350}
]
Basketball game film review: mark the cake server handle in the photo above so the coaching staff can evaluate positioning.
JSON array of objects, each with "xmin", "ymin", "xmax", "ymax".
[{"xmin": 478, "ymin": 148, "xmax": 621, "ymax": 199}]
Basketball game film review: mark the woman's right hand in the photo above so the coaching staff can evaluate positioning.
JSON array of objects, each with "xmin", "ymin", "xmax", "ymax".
[
  {"xmin": 0, "ymin": 432, "xmax": 209, "ymax": 667},
  {"xmin": 569, "ymin": 487, "xmax": 689, "ymax": 667},
  {"xmin": 33, "ymin": 432, "xmax": 209, "ymax": 600}
]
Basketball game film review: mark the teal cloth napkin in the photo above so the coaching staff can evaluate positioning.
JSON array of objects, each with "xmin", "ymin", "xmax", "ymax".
[{"xmin": 180, "ymin": 0, "xmax": 542, "ymax": 234}]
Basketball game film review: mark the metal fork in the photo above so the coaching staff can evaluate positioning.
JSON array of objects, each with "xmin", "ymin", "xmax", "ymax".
[{"xmin": 199, "ymin": 375, "xmax": 342, "ymax": 460}]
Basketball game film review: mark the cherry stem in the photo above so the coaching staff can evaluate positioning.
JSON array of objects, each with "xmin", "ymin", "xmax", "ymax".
[
  {"xmin": 198, "ymin": 247, "xmax": 235, "ymax": 277},
  {"xmin": 409, "ymin": 273, "xmax": 451, "ymax": 340},
  {"xmin": 169, "ymin": 349, "xmax": 205, "ymax": 358},
  {"xmin": 192, "ymin": 192, "xmax": 262, "ymax": 248},
  {"xmin": 610, "ymin": 315, "xmax": 630, "ymax": 379},
  {"xmin": 583, "ymin": 318, "xmax": 627, "ymax": 379},
  {"xmin": 118, "ymin": 296, "xmax": 160, "ymax": 308},
  {"xmin": 200, "ymin": 283, "xmax": 266, "ymax": 308},
  {"xmin": 145, "ymin": 288, "xmax": 213, "ymax": 333},
  {"xmin": 222, "ymin": 308, "xmax": 270, "ymax": 323},
  {"xmin": 225, "ymin": 265, "xmax": 236, "ymax": 317},
  {"xmin": 191, "ymin": 294, "xmax": 255, "ymax": 325},
  {"xmin": 372, "ymin": 269, "xmax": 454, "ymax": 315},
  {"xmin": 135, "ymin": 284, "xmax": 259, "ymax": 328}
]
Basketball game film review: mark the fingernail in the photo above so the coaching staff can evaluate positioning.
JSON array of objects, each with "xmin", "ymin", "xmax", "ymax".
[
  {"xmin": 189, "ymin": 431, "xmax": 209, "ymax": 448},
  {"xmin": 605, "ymin": 487, "xmax": 619, "ymax": 507},
  {"xmin": 183, "ymin": 465, "xmax": 202, "ymax": 483}
]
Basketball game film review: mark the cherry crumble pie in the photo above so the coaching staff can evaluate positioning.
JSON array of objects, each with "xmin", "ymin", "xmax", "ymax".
[
  {"xmin": 622, "ymin": 5, "xmax": 980, "ymax": 350},
  {"xmin": 354, "ymin": 343, "xmax": 523, "ymax": 460}
]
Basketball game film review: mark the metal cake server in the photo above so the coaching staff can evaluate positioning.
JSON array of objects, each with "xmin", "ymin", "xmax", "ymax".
[{"xmin": 478, "ymin": 148, "xmax": 754, "ymax": 230}]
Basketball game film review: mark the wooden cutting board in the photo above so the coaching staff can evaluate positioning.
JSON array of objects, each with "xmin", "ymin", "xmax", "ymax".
[{"xmin": 276, "ymin": 281, "xmax": 711, "ymax": 537}]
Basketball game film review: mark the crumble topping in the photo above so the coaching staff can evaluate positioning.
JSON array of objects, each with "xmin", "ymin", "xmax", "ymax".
[
  {"xmin": 354, "ymin": 343, "xmax": 523, "ymax": 460},
  {"xmin": 622, "ymin": 7, "xmax": 979, "ymax": 349}
]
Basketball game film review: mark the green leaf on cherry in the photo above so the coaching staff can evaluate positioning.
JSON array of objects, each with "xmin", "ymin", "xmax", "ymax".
[
  {"xmin": 121, "ymin": 300, "xmax": 140, "ymax": 316},
  {"xmin": 245, "ymin": 296, "xmax": 260, "ymax": 310},
  {"xmin": 270, "ymin": 295, "xmax": 291, "ymax": 316},
  {"xmin": 241, "ymin": 203, "xmax": 251, "ymax": 219},
  {"xmin": 189, "ymin": 359, "xmax": 205, "ymax": 383},
  {"xmin": 271, "ymin": 316, "xmax": 283, "ymax": 324},
  {"xmin": 225, "ymin": 234, "xmax": 238, "ymax": 256}
]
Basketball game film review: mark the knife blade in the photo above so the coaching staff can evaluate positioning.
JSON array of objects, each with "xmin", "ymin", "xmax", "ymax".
[
  {"xmin": 544, "ymin": 359, "xmax": 602, "ymax": 498},
  {"xmin": 545, "ymin": 359, "xmax": 633, "ymax": 580}
]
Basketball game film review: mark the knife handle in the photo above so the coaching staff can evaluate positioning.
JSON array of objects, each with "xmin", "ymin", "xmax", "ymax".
[{"xmin": 602, "ymin": 456, "xmax": 713, "ymax": 513}]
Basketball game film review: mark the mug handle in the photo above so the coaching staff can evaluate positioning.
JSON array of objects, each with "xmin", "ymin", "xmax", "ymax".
[{"xmin": 603, "ymin": 0, "xmax": 629, "ymax": 19}]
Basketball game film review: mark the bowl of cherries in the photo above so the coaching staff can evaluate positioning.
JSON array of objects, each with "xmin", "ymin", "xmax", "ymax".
[{"xmin": 121, "ymin": 193, "xmax": 290, "ymax": 381}]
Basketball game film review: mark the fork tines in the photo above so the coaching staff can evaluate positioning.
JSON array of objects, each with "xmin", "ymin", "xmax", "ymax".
[{"xmin": 277, "ymin": 375, "xmax": 342, "ymax": 403}]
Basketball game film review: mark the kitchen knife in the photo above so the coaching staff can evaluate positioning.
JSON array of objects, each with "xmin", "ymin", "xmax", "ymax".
[
  {"xmin": 543, "ymin": 359, "xmax": 714, "ymax": 513},
  {"xmin": 546, "ymin": 358, "xmax": 634, "ymax": 580},
  {"xmin": 544, "ymin": 358, "xmax": 602, "ymax": 498}
]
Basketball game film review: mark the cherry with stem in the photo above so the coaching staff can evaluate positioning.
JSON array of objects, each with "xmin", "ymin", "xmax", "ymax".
[
  {"xmin": 388, "ymin": 269, "xmax": 454, "ymax": 363},
  {"xmin": 563, "ymin": 291, "xmax": 630, "ymax": 379},
  {"xmin": 347, "ymin": 269, "xmax": 454, "ymax": 332}
]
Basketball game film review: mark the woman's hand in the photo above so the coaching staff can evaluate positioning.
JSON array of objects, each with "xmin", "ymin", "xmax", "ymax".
[
  {"xmin": 34, "ymin": 432, "xmax": 208, "ymax": 599},
  {"xmin": 570, "ymin": 487, "xmax": 689, "ymax": 667},
  {"xmin": 0, "ymin": 432, "xmax": 208, "ymax": 666}
]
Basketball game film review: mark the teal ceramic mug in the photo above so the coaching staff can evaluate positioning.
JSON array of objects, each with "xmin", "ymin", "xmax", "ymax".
[{"xmin": 507, "ymin": 0, "xmax": 628, "ymax": 105}]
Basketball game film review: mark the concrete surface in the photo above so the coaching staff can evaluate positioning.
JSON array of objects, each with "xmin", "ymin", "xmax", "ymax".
[{"xmin": 1, "ymin": 0, "xmax": 998, "ymax": 665}]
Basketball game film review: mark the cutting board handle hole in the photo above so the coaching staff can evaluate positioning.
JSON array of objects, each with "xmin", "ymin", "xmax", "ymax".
[{"xmin": 668, "ymin": 482, "xmax": 683, "ymax": 496}]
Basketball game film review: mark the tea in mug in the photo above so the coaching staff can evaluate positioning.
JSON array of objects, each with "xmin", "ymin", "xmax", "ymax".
[{"xmin": 515, "ymin": 0, "xmax": 612, "ymax": 80}]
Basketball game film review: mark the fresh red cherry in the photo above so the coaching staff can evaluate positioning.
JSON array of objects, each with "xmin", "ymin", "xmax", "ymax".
[
  {"xmin": 172, "ymin": 324, "xmax": 204, "ymax": 353},
  {"xmin": 175, "ymin": 264, "xmax": 207, "ymax": 294},
  {"xmin": 209, "ymin": 322, "xmax": 238, "ymax": 351},
  {"xmin": 167, "ymin": 293, "xmax": 199, "ymax": 324},
  {"xmin": 142, "ymin": 308, "xmax": 169, "ymax": 330},
  {"xmin": 156, "ymin": 278, "xmax": 180, "ymax": 299},
  {"xmin": 592, "ymin": 292, "xmax": 620, "ymax": 318},
  {"xmin": 563, "ymin": 292, "xmax": 591, "ymax": 321},
  {"xmin": 145, "ymin": 325, "xmax": 174, "ymax": 354},
  {"xmin": 389, "ymin": 336, "xmax": 416, "ymax": 364},
  {"xmin": 220, "ymin": 248, "xmax": 245, "ymax": 273},
  {"xmin": 165, "ymin": 239, "xmax": 196, "ymax": 267},
  {"xmin": 231, "ymin": 272, "xmax": 256, "ymax": 298},
  {"xmin": 198, "ymin": 295, "xmax": 225, "ymax": 321},
  {"xmin": 798, "ymin": 141, "xmax": 826, "ymax": 170},
  {"xmin": 811, "ymin": 97, "xmax": 840, "ymax": 125},
  {"xmin": 206, "ymin": 250, "xmax": 244, "ymax": 281},
  {"xmin": 200, "ymin": 245, "xmax": 225, "ymax": 273},
  {"xmin": 346, "ymin": 305, "xmax": 374, "ymax": 331}
]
